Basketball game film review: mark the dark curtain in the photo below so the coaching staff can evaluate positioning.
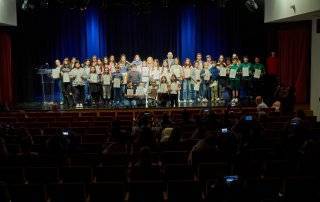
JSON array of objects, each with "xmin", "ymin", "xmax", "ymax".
[
  {"xmin": 278, "ymin": 22, "xmax": 311, "ymax": 104},
  {"xmin": 12, "ymin": 2, "xmax": 266, "ymax": 102},
  {"xmin": 0, "ymin": 30, "xmax": 13, "ymax": 106}
]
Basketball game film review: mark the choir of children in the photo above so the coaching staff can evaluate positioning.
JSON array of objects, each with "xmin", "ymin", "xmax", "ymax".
[{"xmin": 52, "ymin": 52, "xmax": 265, "ymax": 108}]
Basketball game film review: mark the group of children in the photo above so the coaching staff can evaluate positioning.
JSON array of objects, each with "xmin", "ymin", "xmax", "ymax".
[{"xmin": 51, "ymin": 52, "xmax": 265, "ymax": 108}]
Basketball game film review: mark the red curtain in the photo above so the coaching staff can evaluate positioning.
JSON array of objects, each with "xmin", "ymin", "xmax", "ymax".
[
  {"xmin": 0, "ymin": 30, "xmax": 13, "ymax": 106},
  {"xmin": 278, "ymin": 22, "xmax": 310, "ymax": 104}
]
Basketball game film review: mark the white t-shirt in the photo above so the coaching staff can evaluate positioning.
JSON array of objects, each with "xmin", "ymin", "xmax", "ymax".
[
  {"xmin": 70, "ymin": 68, "xmax": 85, "ymax": 86},
  {"xmin": 170, "ymin": 81, "xmax": 180, "ymax": 94},
  {"xmin": 184, "ymin": 67, "xmax": 192, "ymax": 79},
  {"xmin": 102, "ymin": 74, "xmax": 112, "ymax": 85}
]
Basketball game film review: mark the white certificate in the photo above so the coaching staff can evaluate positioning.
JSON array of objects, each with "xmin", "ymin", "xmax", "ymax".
[
  {"xmin": 136, "ymin": 87, "xmax": 145, "ymax": 96},
  {"xmin": 63, "ymin": 73, "xmax": 70, "ymax": 82},
  {"xmin": 103, "ymin": 75, "xmax": 111, "ymax": 85},
  {"xmin": 127, "ymin": 89, "xmax": 134, "ymax": 96},
  {"xmin": 219, "ymin": 67, "xmax": 226, "ymax": 77},
  {"xmin": 113, "ymin": 78, "xmax": 121, "ymax": 88},
  {"xmin": 52, "ymin": 69, "xmax": 60, "ymax": 79},
  {"xmin": 242, "ymin": 67, "xmax": 249, "ymax": 77},
  {"xmin": 229, "ymin": 69, "xmax": 237, "ymax": 79},
  {"xmin": 254, "ymin": 69, "xmax": 262, "ymax": 79}
]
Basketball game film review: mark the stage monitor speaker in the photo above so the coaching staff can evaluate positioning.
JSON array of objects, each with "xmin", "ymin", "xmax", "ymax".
[{"xmin": 317, "ymin": 19, "xmax": 320, "ymax": 33}]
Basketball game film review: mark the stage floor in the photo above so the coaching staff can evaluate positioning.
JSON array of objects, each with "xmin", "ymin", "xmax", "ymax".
[{"xmin": 15, "ymin": 101, "xmax": 255, "ymax": 111}]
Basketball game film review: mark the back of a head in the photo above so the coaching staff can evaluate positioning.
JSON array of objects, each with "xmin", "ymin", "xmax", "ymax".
[{"xmin": 255, "ymin": 96, "xmax": 263, "ymax": 105}]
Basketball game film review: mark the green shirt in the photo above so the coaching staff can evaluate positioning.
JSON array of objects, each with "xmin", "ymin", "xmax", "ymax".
[
  {"xmin": 252, "ymin": 63, "xmax": 265, "ymax": 75},
  {"xmin": 240, "ymin": 62, "xmax": 252, "ymax": 80},
  {"xmin": 229, "ymin": 64, "xmax": 240, "ymax": 81}
]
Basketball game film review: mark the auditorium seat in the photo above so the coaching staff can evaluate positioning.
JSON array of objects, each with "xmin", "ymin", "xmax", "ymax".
[
  {"xmin": 59, "ymin": 166, "xmax": 92, "ymax": 183},
  {"xmin": 284, "ymin": 177, "xmax": 320, "ymax": 202},
  {"xmin": 8, "ymin": 184, "xmax": 46, "ymax": 202},
  {"xmin": 0, "ymin": 167, "xmax": 25, "ymax": 184},
  {"xmin": 167, "ymin": 180, "xmax": 201, "ymax": 202},
  {"xmin": 164, "ymin": 164, "xmax": 194, "ymax": 181},
  {"xmin": 245, "ymin": 177, "xmax": 284, "ymax": 201},
  {"xmin": 47, "ymin": 183, "xmax": 86, "ymax": 202},
  {"xmin": 100, "ymin": 153, "xmax": 129, "ymax": 166},
  {"xmin": 160, "ymin": 151, "xmax": 189, "ymax": 164},
  {"xmin": 198, "ymin": 162, "xmax": 231, "ymax": 182},
  {"xmin": 89, "ymin": 182, "xmax": 125, "ymax": 202},
  {"xmin": 128, "ymin": 181, "xmax": 164, "ymax": 202},
  {"xmin": 129, "ymin": 166, "xmax": 162, "ymax": 181},
  {"xmin": 93, "ymin": 166, "xmax": 127, "ymax": 182},
  {"xmin": 25, "ymin": 167, "xmax": 58, "ymax": 184}
]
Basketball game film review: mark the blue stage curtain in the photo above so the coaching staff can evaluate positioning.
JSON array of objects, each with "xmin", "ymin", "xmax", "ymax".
[{"xmin": 178, "ymin": 5, "xmax": 196, "ymax": 61}]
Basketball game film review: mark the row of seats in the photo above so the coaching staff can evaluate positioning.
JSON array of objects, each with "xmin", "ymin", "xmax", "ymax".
[{"xmin": 3, "ymin": 177, "xmax": 320, "ymax": 202}]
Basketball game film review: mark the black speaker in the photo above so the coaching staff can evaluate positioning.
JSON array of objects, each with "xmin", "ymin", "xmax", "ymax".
[{"xmin": 317, "ymin": 19, "xmax": 320, "ymax": 33}]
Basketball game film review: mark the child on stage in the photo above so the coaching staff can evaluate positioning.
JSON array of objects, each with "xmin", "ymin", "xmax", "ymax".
[
  {"xmin": 61, "ymin": 58, "xmax": 73, "ymax": 108},
  {"xmin": 210, "ymin": 60, "xmax": 220, "ymax": 103},
  {"xmin": 252, "ymin": 56, "xmax": 265, "ymax": 97},
  {"xmin": 101, "ymin": 66, "xmax": 112, "ymax": 106},
  {"xmin": 192, "ymin": 62, "xmax": 201, "ymax": 102},
  {"xmin": 52, "ymin": 59, "xmax": 63, "ymax": 105},
  {"xmin": 158, "ymin": 76, "xmax": 169, "ymax": 107},
  {"xmin": 169, "ymin": 74, "xmax": 180, "ymax": 107},
  {"xmin": 200, "ymin": 62, "xmax": 212, "ymax": 102},
  {"xmin": 112, "ymin": 66, "xmax": 123, "ymax": 105},
  {"xmin": 182, "ymin": 58, "xmax": 193, "ymax": 103},
  {"xmin": 70, "ymin": 61, "xmax": 85, "ymax": 108},
  {"xmin": 229, "ymin": 59, "xmax": 241, "ymax": 104},
  {"xmin": 88, "ymin": 66, "xmax": 100, "ymax": 105},
  {"xmin": 240, "ymin": 56, "xmax": 253, "ymax": 101}
]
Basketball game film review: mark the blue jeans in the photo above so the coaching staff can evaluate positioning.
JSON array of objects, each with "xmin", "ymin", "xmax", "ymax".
[
  {"xmin": 183, "ymin": 79, "xmax": 192, "ymax": 101},
  {"xmin": 54, "ymin": 79, "xmax": 63, "ymax": 103},
  {"xmin": 113, "ymin": 88, "xmax": 121, "ymax": 102},
  {"xmin": 200, "ymin": 82, "xmax": 211, "ymax": 99},
  {"xmin": 84, "ymin": 81, "xmax": 91, "ymax": 103}
]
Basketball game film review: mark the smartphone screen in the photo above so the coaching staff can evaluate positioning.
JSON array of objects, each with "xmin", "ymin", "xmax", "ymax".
[
  {"xmin": 221, "ymin": 128, "xmax": 228, "ymax": 133},
  {"xmin": 245, "ymin": 115, "xmax": 253, "ymax": 121},
  {"xmin": 62, "ymin": 131, "xmax": 69, "ymax": 136},
  {"xmin": 224, "ymin": 175, "xmax": 239, "ymax": 184}
]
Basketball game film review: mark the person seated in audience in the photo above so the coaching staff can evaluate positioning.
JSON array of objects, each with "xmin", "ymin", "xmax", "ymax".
[
  {"xmin": 0, "ymin": 137, "xmax": 8, "ymax": 160},
  {"xmin": 255, "ymin": 96, "xmax": 268, "ymax": 117},
  {"xmin": 271, "ymin": 100, "xmax": 281, "ymax": 112},
  {"xmin": 232, "ymin": 115, "xmax": 263, "ymax": 149},
  {"xmin": 17, "ymin": 134, "xmax": 39, "ymax": 165},
  {"xmin": 0, "ymin": 182, "xmax": 10, "ymax": 202},
  {"xmin": 46, "ymin": 129, "xmax": 70, "ymax": 159}
]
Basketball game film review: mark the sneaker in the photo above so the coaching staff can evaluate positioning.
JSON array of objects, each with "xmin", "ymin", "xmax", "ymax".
[
  {"xmin": 79, "ymin": 103, "xmax": 83, "ymax": 108},
  {"xmin": 60, "ymin": 101, "xmax": 64, "ymax": 105},
  {"xmin": 75, "ymin": 104, "xmax": 80, "ymax": 108},
  {"xmin": 188, "ymin": 99, "xmax": 193, "ymax": 103},
  {"xmin": 182, "ymin": 100, "xmax": 187, "ymax": 103}
]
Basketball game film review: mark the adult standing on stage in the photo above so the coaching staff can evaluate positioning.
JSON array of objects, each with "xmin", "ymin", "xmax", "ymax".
[
  {"xmin": 266, "ymin": 51, "xmax": 279, "ymax": 77},
  {"xmin": 60, "ymin": 58, "xmax": 73, "ymax": 108},
  {"xmin": 194, "ymin": 53, "xmax": 204, "ymax": 69},
  {"xmin": 52, "ymin": 59, "xmax": 63, "ymax": 105},
  {"xmin": 70, "ymin": 61, "xmax": 85, "ymax": 108},
  {"xmin": 164, "ymin": 52, "xmax": 175, "ymax": 67}
]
